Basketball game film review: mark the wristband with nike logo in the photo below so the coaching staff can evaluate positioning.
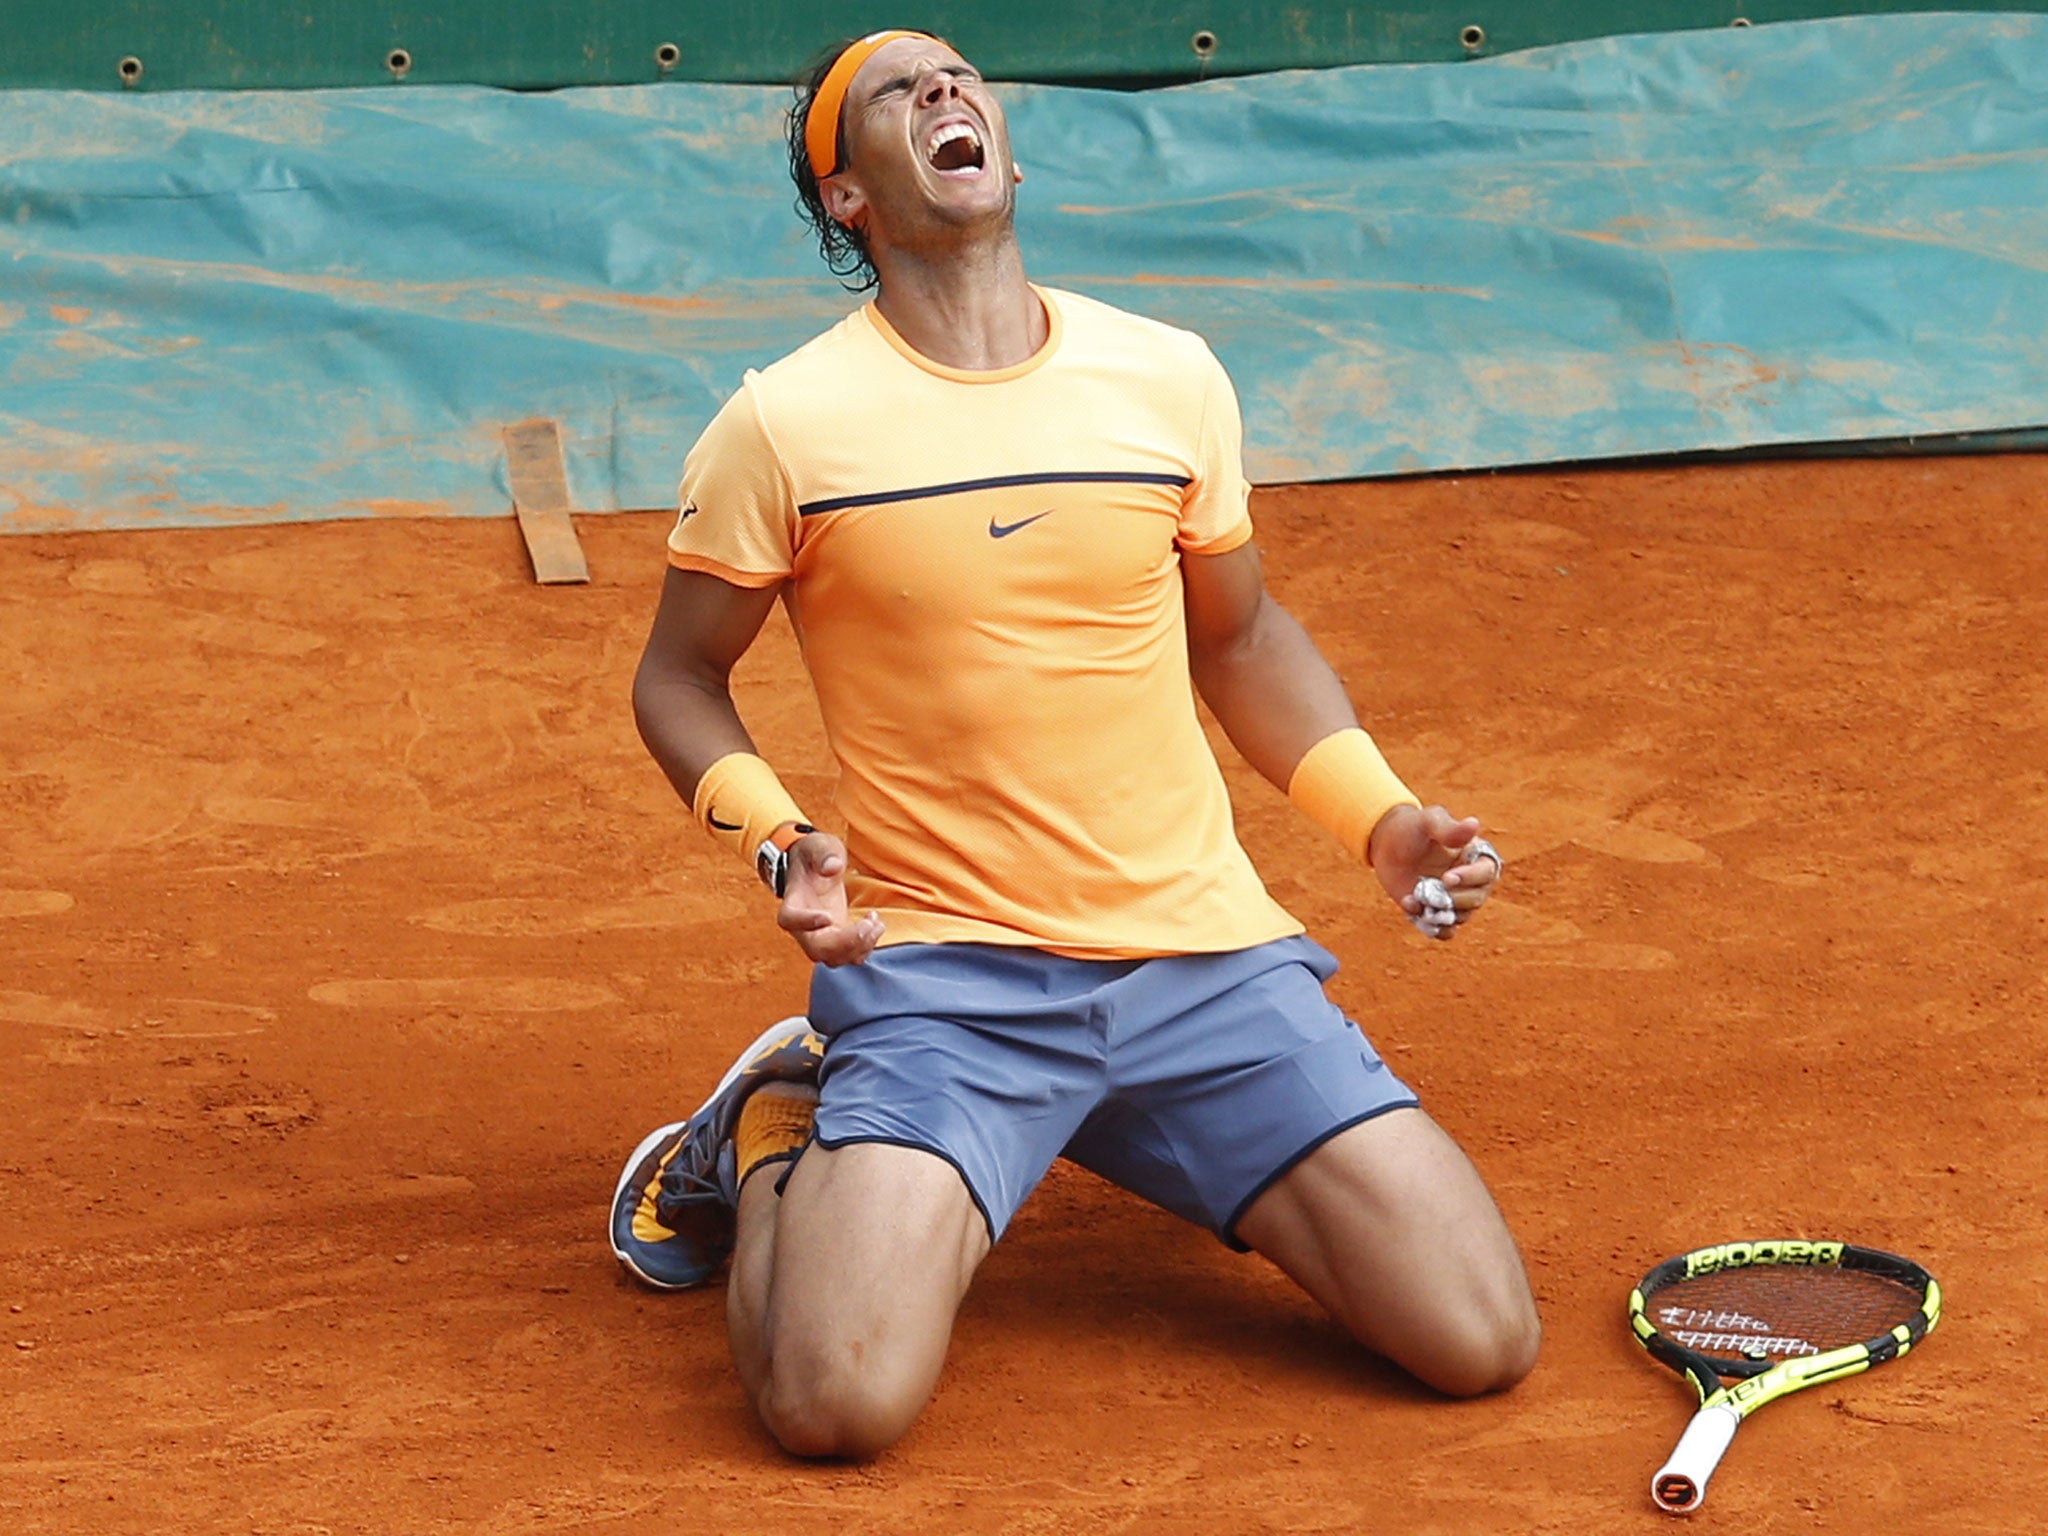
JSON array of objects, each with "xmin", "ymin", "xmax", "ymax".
[{"xmin": 691, "ymin": 752, "xmax": 811, "ymax": 881}]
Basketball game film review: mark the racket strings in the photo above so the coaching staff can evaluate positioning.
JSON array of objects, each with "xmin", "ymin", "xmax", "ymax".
[{"xmin": 1646, "ymin": 1266, "xmax": 1922, "ymax": 1364}]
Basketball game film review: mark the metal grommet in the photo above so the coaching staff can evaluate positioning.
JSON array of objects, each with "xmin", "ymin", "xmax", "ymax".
[
  {"xmin": 117, "ymin": 55, "xmax": 144, "ymax": 88},
  {"xmin": 1191, "ymin": 30, "xmax": 1219, "ymax": 60},
  {"xmin": 387, "ymin": 48, "xmax": 413, "ymax": 81},
  {"xmin": 1459, "ymin": 24, "xmax": 1487, "ymax": 54},
  {"xmin": 1731, "ymin": 15, "xmax": 1753, "ymax": 25},
  {"xmin": 654, "ymin": 42, "xmax": 681, "ymax": 73}
]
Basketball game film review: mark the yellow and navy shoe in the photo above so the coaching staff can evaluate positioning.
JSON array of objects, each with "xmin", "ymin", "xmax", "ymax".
[{"xmin": 608, "ymin": 1016, "xmax": 824, "ymax": 1290}]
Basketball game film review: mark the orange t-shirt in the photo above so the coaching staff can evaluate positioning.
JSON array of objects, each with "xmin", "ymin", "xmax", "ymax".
[{"xmin": 668, "ymin": 285, "xmax": 1301, "ymax": 958}]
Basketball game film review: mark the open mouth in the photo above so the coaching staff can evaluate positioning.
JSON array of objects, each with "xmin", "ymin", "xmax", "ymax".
[{"xmin": 926, "ymin": 121, "xmax": 986, "ymax": 176}]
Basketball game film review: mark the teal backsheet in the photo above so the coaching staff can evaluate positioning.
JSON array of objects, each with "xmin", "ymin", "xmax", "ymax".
[{"xmin": 2, "ymin": 13, "xmax": 2044, "ymax": 532}]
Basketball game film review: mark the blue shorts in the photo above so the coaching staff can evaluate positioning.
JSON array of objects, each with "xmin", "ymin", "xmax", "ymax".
[{"xmin": 806, "ymin": 935, "xmax": 1418, "ymax": 1249}]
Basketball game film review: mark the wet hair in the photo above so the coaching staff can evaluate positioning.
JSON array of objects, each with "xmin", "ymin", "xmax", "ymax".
[{"xmin": 787, "ymin": 39, "xmax": 878, "ymax": 294}]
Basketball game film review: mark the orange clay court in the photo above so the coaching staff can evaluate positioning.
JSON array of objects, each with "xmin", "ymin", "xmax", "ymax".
[{"xmin": 1, "ymin": 452, "xmax": 2044, "ymax": 1532}]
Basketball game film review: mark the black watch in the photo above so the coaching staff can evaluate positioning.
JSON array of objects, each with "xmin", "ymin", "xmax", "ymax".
[{"xmin": 755, "ymin": 822, "xmax": 818, "ymax": 898}]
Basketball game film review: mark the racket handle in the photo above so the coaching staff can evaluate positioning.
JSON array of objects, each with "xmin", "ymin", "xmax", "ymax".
[{"xmin": 1651, "ymin": 1402, "xmax": 1741, "ymax": 1514}]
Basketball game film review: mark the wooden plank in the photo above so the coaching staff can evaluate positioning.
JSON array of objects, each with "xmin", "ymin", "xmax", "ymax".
[{"xmin": 502, "ymin": 419, "xmax": 589, "ymax": 585}]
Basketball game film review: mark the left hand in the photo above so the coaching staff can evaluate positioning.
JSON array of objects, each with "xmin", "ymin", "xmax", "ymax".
[{"xmin": 1367, "ymin": 805, "xmax": 1503, "ymax": 940}]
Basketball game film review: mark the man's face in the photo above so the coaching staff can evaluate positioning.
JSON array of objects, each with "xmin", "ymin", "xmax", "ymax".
[{"xmin": 820, "ymin": 37, "xmax": 1021, "ymax": 251}]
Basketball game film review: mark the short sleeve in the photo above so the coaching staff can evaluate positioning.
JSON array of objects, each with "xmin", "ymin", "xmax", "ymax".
[
  {"xmin": 667, "ymin": 376, "xmax": 799, "ymax": 587},
  {"xmin": 1175, "ymin": 346, "xmax": 1255, "ymax": 555}
]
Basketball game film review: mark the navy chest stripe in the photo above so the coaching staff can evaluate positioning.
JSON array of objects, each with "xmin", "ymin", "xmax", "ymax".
[{"xmin": 798, "ymin": 470, "xmax": 1191, "ymax": 518}]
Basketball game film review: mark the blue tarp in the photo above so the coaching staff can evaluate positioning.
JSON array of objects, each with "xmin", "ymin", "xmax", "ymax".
[{"xmin": 2, "ymin": 13, "xmax": 2045, "ymax": 533}]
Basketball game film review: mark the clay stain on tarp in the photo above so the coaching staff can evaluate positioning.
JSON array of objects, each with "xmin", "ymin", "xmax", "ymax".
[
  {"xmin": 1650, "ymin": 341, "xmax": 1784, "ymax": 424},
  {"xmin": 1100, "ymin": 272, "xmax": 1493, "ymax": 300}
]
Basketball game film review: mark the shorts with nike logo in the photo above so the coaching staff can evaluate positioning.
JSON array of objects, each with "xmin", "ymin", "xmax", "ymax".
[{"xmin": 805, "ymin": 934, "xmax": 1418, "ymax": 1248}]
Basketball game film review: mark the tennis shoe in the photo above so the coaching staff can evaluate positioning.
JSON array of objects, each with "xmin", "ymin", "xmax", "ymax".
[{"xmin": 608, "ymin": 1015, "xmax": 824, "ymax": 1291}]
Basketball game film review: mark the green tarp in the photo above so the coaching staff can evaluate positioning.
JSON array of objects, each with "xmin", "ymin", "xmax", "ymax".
[
  {"xmin": 18, "ymin": 2, "xmax": 2048, "ymax": 90},
  {"xmin": 2, "ymin": 13, "xmax": 2045, "ymax": 533}
]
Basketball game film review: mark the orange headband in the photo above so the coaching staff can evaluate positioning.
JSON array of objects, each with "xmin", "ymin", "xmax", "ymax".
[{"xmin": 804, "ymin": 29, "xmax": 943, "ymax": 181}]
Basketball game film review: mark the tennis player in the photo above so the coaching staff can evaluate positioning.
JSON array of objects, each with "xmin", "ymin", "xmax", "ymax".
[{"xmin": 611, "ymin": 30, "xmax": 1540, "ymax": 1457}]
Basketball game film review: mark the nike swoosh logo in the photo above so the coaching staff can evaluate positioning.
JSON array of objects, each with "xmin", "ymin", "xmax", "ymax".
[
  {"xmin": 988, "ymin": 511, "xmax": 1052, "ymax": 539},
  {"xmin": 707, "ymin": 810, "xmax": 741, "ymax": 831}
]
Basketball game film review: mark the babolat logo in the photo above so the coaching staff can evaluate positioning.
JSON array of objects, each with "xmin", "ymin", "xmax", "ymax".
[{"xmin": 1684, "ymin": 1240, "xmax": 1844, "ymax": 1278}]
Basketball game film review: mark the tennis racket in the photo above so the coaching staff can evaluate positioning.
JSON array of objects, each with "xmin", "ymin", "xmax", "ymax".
[{"xmin": 1629, "ymin": 1239, "xmax": 1941, "ymax": 1514}]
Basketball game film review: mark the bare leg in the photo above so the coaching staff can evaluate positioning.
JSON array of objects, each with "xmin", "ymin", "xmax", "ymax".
[
  {"xmin": 1235, "ymin": 1107, "xmax": 1540, "ymax": 1398},
  {"xmin": 726, "ymin": 1140, "xmax": 990, "ymax": 1458}
]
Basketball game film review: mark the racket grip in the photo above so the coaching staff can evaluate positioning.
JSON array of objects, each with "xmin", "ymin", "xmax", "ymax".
[{"xmin": 1650, "ymin": 1402, "xmax": 1741, "ymax": 1514}]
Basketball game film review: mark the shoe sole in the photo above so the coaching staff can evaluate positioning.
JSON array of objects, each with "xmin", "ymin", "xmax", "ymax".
[{"xmin": 607, "ymin": 1014, "xmax": 814, "ymax": 1283}]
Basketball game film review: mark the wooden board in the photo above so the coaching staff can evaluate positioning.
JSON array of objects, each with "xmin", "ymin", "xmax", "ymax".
[{"xmin": 502, "ymin": 420, "xmax": 589, "ymax": 586}]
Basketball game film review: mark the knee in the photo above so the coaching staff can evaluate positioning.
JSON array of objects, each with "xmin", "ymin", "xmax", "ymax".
[
  {"xmin": 756, "ymin": 1346, "xmax": 930, "ymax": 1460},
  {"xmin": 1414, "ymin": 1290, "xmax": 1542, "ymax": 1399}
]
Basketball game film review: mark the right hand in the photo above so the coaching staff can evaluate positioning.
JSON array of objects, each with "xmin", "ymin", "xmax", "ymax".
[{"xmin": 776, "ymin": 830, "xmax": 885, "ymax": 966}]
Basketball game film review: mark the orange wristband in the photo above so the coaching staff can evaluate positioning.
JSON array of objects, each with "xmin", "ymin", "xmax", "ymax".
[
  {"xmin": 1286, "ymin": 728, "xmax": 1421, "ymax": 866},
  {"xmin": 692, "ymin": 753, "xmax": 812, "ymax": 890}
]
